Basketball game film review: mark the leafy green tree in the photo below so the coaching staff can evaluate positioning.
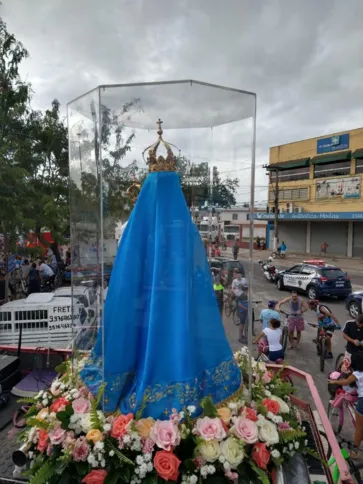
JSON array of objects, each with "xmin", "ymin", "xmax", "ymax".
[{"xmin": 0, "ymin": 18, "xmax": 31, "ymax": 247}]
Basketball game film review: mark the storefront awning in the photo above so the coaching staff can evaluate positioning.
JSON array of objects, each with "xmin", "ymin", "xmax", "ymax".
[
  {"xmin": 311, "ymin": 151, "xmax": 351, "ymax": 165},
  {"xmin": 353, "ymin": 149, "xmax": 363, "ymax": 159},
  {"xmin": 267, "ymin": 157, "xmax": 310, "ymax": 170}
]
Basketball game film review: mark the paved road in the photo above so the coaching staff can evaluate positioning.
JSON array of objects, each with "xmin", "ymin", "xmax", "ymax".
[{"xmin": 223, "ymin": 260, "xmax": 356, "ymax": 409}]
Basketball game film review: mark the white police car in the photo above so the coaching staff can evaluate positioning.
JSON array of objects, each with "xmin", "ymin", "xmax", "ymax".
[{"xmin": 275, "ymin": 262, "xmax": 352, "ymax": 300}]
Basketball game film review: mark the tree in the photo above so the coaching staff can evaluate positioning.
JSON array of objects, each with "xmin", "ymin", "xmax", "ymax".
[
  {"xmin": 23, "ymin": 99, "xmax": 69, "ymax": 260},
  {"xmin": 176, "ymin": 156, "xmax": 239, "ymax": 209},
  {"xmin": 0, "ymin": 18, "xmax": 31, "ymax": 246}
]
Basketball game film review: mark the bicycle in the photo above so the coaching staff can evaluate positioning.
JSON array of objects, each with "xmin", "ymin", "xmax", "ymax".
[
  {"xmin": 278, "ymin": 310, "xmax": 291, "ymax": 353},
  {"xmin": 270, "ymin": 250, "xmax": 286, "ymax": 260},
  {"xmin": 327, "ymin": 433, "xmax": 363, "ymax": 483},
  {"xmin": 233, "ymin": 299, "xmax": 261, "ymax": 339},
  {"xmin": 327, "ymin": 382, "xmax": 358, "ymax": 436},
  {"xmin": 308, "ymin": 322, "xmax": 337, "ymax": 372}
]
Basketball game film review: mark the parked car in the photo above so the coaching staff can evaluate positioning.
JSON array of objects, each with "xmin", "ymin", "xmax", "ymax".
[
  {"xmin": 53, "ymin": 286, "xmax": 98, "ymax": 324},
  {"xmin": 275, "ymin": 262, "xmax": 352, "ymax": 300},
  {"xmin": 209, "ymin": 258, "xmax": 245, "ymax": 286},
  {"xmin": 345, "ymin": 291, "xmax": 363, "ymax": 318}
]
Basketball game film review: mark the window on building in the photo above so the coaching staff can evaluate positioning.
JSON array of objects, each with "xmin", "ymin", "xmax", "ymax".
[
  {"xmin": 356, "ymin": 159, "xmax": 363, "ymax": 174},
  {"xmin": 232, "ymin": 213, "xmax": 238, "ymax": 220},
  {"xmin": 270, "ymin": 166, "xmax": 310, "ymax": 182},
  {"xmin": 314, "ymin": 160, "xmax": 351, "ymax": 178},
  {"xmin": 269, "ymin": 188, "xmax": 309, "ymax": 201}
]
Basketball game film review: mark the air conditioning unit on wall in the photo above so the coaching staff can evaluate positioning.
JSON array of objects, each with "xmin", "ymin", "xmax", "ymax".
[
  {"xmin": 286, "ymin": 203, "xmax": 294, "ymax": 213},
  {"xmin": 294, "ymin": 207, "xmax": 304, "ymax": 213}
]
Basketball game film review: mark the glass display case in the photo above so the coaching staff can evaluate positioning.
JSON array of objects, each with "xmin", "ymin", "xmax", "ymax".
[{"xmin": 67, "ymin": 80, "xmax": 256, "ymax": 406}]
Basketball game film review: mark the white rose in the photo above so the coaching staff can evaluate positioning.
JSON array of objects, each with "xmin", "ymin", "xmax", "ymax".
[
  {"xmin": 220, "ymin": 438, "xmax": 245, "ymax": 469},
  {"xmin": 80, "ymin": 413, "xmax": 91, "ymax": 433},
  {"xmin": 198, "ymin": 439, "xmax": 221, "ymax": 463},
  {"xmin": 258, "ymin": 362, "xmax": 266, "ymax": 371},
  {"xmin": 257, "ymin": 419, "xmax": 279, "ymax": 445},
  {"xmin": 271, "ymin": 395, "xmax": 290, "ymax": 414}
]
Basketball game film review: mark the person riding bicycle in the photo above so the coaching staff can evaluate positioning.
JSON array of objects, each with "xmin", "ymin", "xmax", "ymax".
[
  {"xmin": 276, "ymin": 292, "xmax": 308, "ymax": 350},
  {"xmin": 254, "ymin": 318, "xmax": 284, "ymax": 362},
  {"xmin": 329, "ymin": 352, "xmax": 363, "ymax": 458},
  {"xmin": 308, "ymin": 299, "xmax": 340, "ymax": 359}
]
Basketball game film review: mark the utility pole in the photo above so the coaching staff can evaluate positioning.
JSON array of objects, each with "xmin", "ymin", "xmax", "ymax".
[{"xmin": 263, "ymin": 164, "xmax": 279, "ymax": 251}]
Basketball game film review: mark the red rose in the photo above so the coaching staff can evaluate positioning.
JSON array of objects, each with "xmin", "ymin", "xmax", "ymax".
[
  {"xmin": 111, "ymin": 413, "xmax": 133, "ymax": 439},
  {"xmin": 154, "ymin": 451, "xmax": 181, "ymax": 482},
  {"xmin": 241, "ymin": 407, "xmax": 258, "ymax": 422},
  {"xmin": 262, "ymin": 398, "xmax": 280, "ymax": 415},
  {"xmin": 50, "ymin": 397, "xmax": 70, "ymax": 413},
  {"xmin": 252, "ymin": 442, "xmax": 270, "ymax": 470},
  {"xmin": 82, "ymin": 469, "xmax": 108, "ymax": 484},
  {"xmin": 37, "ymin": 429, "xmax": 49, "ymax": 452}
]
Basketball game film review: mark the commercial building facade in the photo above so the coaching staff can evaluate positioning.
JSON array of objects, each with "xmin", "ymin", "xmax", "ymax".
[{"xmin": 259, "ymin": 127, "xmax": 363, "ymax": 256}]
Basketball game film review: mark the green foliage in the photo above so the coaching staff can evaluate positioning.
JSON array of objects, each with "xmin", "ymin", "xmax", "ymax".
[
  {"xmin": 17, "ymin": 396, "xmax": 36, "ymax": 404},
  {"xmin": 89, "ymin": 382, "xmax": 107, "ymax": 430},
  {"xmin": 105, "ymin": 471, "xmax": 121, "ymax": 484},
  {"xmin": 29, "ymin": 460, "xmax": 56, "ymax": 484},
  {"xmin": 26, "ymin": 417, "xmax": 50, "ymax": 430},
  {"xmin": 200, "ymin": 396, "xmax": 218, "ymax": 418},
  {"xmin": 106, "ymin": 439, "xmax": 135, "ymax": 467},
  {"xmin": 278, "ymin": 429, "xmax": 306, "ymax": 443},
  {"xmin": 249, "ymin": 461, "xmax": 270, "ymax": 484}
]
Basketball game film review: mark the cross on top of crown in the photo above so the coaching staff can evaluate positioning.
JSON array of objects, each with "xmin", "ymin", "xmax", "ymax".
[{"xmin": 157, "ymin": 118, "xmax": 163, "ymax": 137}]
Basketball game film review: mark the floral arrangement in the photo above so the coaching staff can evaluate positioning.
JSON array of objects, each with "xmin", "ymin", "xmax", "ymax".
[{"xmin": 17, "ymin": 350, "xmax": 313, "ymax": 484}]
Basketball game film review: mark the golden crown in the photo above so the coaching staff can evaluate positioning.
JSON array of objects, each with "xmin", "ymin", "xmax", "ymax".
[
  {"xmin": 126, "ymin": 179, "xmax": 141, "ymax": 204},
  {"xmin": 142, "ymin": 119, "xmax": 178, "ymax": 172}
]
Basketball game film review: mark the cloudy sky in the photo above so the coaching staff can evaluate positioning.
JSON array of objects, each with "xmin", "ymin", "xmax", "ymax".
[{"xmin": 3, "ymin": 0, "xmax": 363, "ymax": 206}]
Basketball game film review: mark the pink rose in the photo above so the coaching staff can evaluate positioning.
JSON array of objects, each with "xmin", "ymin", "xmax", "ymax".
[
  {"xmin": 72, "ymin": 437, "xmax": 90, "ymax": 462},
  {"xmin": 37, "ymin": 429, "xmax": 48, "ymax": 452},
  {"xmin": 195, "ymin": 417, "xmax": 226, "ymax": 441},
  {"xmin": 261, "ymin": 372, "xmax": 272, "ymax": 384},
  {"xmin": 49, "ymin": 427, "xmax": 66, "ymax": 445},
  {"xmin": 225, "ymin": 471, "xmax": 239, "ymax": 484},
  {"xmin": 232, "ymin": 417, "xmax": 258, "ymax": 444},
  {"xmin": 72, "ymin": 397, "xmax": 90, "ymax": 414},
  {"xmin": 50, "ymin": 397, "xmax": 70, "ymax": 413},
  {"xmin": 150, "ymin": 420, "xmax": 181, "ymax": 451},
  {"xmin": 278, "ymin": 422, "xmax": 291, "ymax": 431}
]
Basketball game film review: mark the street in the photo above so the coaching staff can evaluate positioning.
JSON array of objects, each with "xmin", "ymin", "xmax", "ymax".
[{"xmin": 223, "ymin": 259, "xmax": 359, "ymax": 409}]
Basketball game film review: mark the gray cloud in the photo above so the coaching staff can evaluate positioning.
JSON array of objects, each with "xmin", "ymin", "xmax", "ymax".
[{"xmin": 3, "ymin": 0, "xmax": 363, "ymax": 205}]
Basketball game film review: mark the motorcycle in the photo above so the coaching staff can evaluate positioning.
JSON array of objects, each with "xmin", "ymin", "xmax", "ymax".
[{"xmin": 258, "ymin": 260, "xmax": 277, "ymax": 283}]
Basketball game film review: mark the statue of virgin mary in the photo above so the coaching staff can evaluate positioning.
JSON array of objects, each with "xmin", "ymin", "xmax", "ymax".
[{"xmin": 81, "ymin": 120, "xmax": 241, "ymax": 418}]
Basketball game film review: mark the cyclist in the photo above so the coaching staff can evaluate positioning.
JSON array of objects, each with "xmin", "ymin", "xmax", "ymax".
[
  {"xmin": 253, "ymin": 318, "xmax": 284, "ymax": 362},
  {"xmin": 329, "ymin": 352, "xmax": 363, "ymax": 458},
  {"xmin": 308, "ymin": 299, "xmax": 339, "ymax": 359},
  {"xmin": 276, "ymin": 291, "xmax": 309, "ymax": 350}
]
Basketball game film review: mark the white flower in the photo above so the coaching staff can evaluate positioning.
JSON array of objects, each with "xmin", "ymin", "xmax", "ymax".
[
  {"xmin": 109, "ymin": 450, "xmax": 115, "ymax": 457},
  {"xmin": 147, "ymin": 463, "xmax": 153, "ymax": 472},
  {"xmin": 220, "ymin": 438, "xmax": 245, "ymax": 469},
  {"xmin": 218, "ymin": 455, "xmax": 226, "ymax": 463},
  {"xmin": 288, "ymin": 443, "xmax": 293, "ymax": 451},
  {"xmin": 103, "ymin": 423, "xmax": 111, "ymax": 432},
  {"xmin": 207, "ymin": 465, "xmax": 216, "ymax": 475},
  {"xmin": 258, "ymin": 362, "xmax": 267, "ymax": 371},
  {"xmin": 270, "ymin": 395, "xmax": 290, "ymax": 414},
  {"xmin": 144, "ymin": 453, "xmax": 152, "ymax": 462},
  {"xmin": 267, "ymin": 411, "xmax": 274, "ymax": 420},
  {"xmin": 35, "ymin": 390, "xmax": 44, "ymax": 400},
  {"xmin": 271, "ymin": 415, "xmax": 283, "ymax": 424},
  {"xmin": 198, "ymin": 439, "xmax": 221, "ymax": 463},
  {"xmin": 136, "ymin": 455, "xmax": 144, "ymax": 465},
  {"xmin": 50, "ymin": 381, "xmax": 62, "ymax": 397},
  {"xmin": 257, "ymin": 419, "xmax": 279, "ymax": 446},
  {"xmin": 94, "ymin": 442, "xmax": 104, "ymax": 452},
  {"xmin": 304, "ymin": 439, "xmax": 308, "ymax": 446},
  {"xmin": 228, "ymin": 402, "xmax": 237, "ymax": 411},
  {"xmin": 187, "ymin": 405, "xmax": 196, "ymax": 415},
  {"xmin": 28, "ymin": 451, "xmax": 34, "ymax": 459},
  {"xmin": 295, "ymin": 441, "xmax": 300, "ymax": 449},
  {"xmin": 42, "ymin": 399, "xmax": 49, "ymax": 407},
  {"xmin": 271, "ymin": 450, "xmax": 281, "ymax": 459},
  {"xmin": 123, "ymin": 435, "xmax": 131, "ymax": 444},
  {"xmin": 100, "ymin": 459, "xmax": 106, "ymax": 468},
  {"xmin": 200, "ymin": 467, "xmax": 208, "ymax": 478},
  {"xmin": 80, "ymin": 414, "xmax": 91, "ymax": 433},
  {"xmin": 190, "ymin": 475, "xmax": 198, "ymax": 484},
  {"xmin": 264, "ymin": 390, "xmax": 272, "ymax": 397},
  {"xmin": 223, "ymin": 462, "xmax": 231, "ymax": 472}
]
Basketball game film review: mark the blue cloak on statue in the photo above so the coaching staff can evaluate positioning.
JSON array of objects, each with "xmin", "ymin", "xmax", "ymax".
[{"xmin": 81, "ymin": 171, "xmax": 241, "ymax": 418}]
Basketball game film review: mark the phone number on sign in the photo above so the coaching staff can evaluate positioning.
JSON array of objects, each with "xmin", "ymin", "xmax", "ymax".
[
  {"xmin": 49, "ymin": 322, "xmax": 77, "ymax": 331},
  {"xmin": 49, "ymin": 314, "xmax": 79, "ymax": 323}
]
